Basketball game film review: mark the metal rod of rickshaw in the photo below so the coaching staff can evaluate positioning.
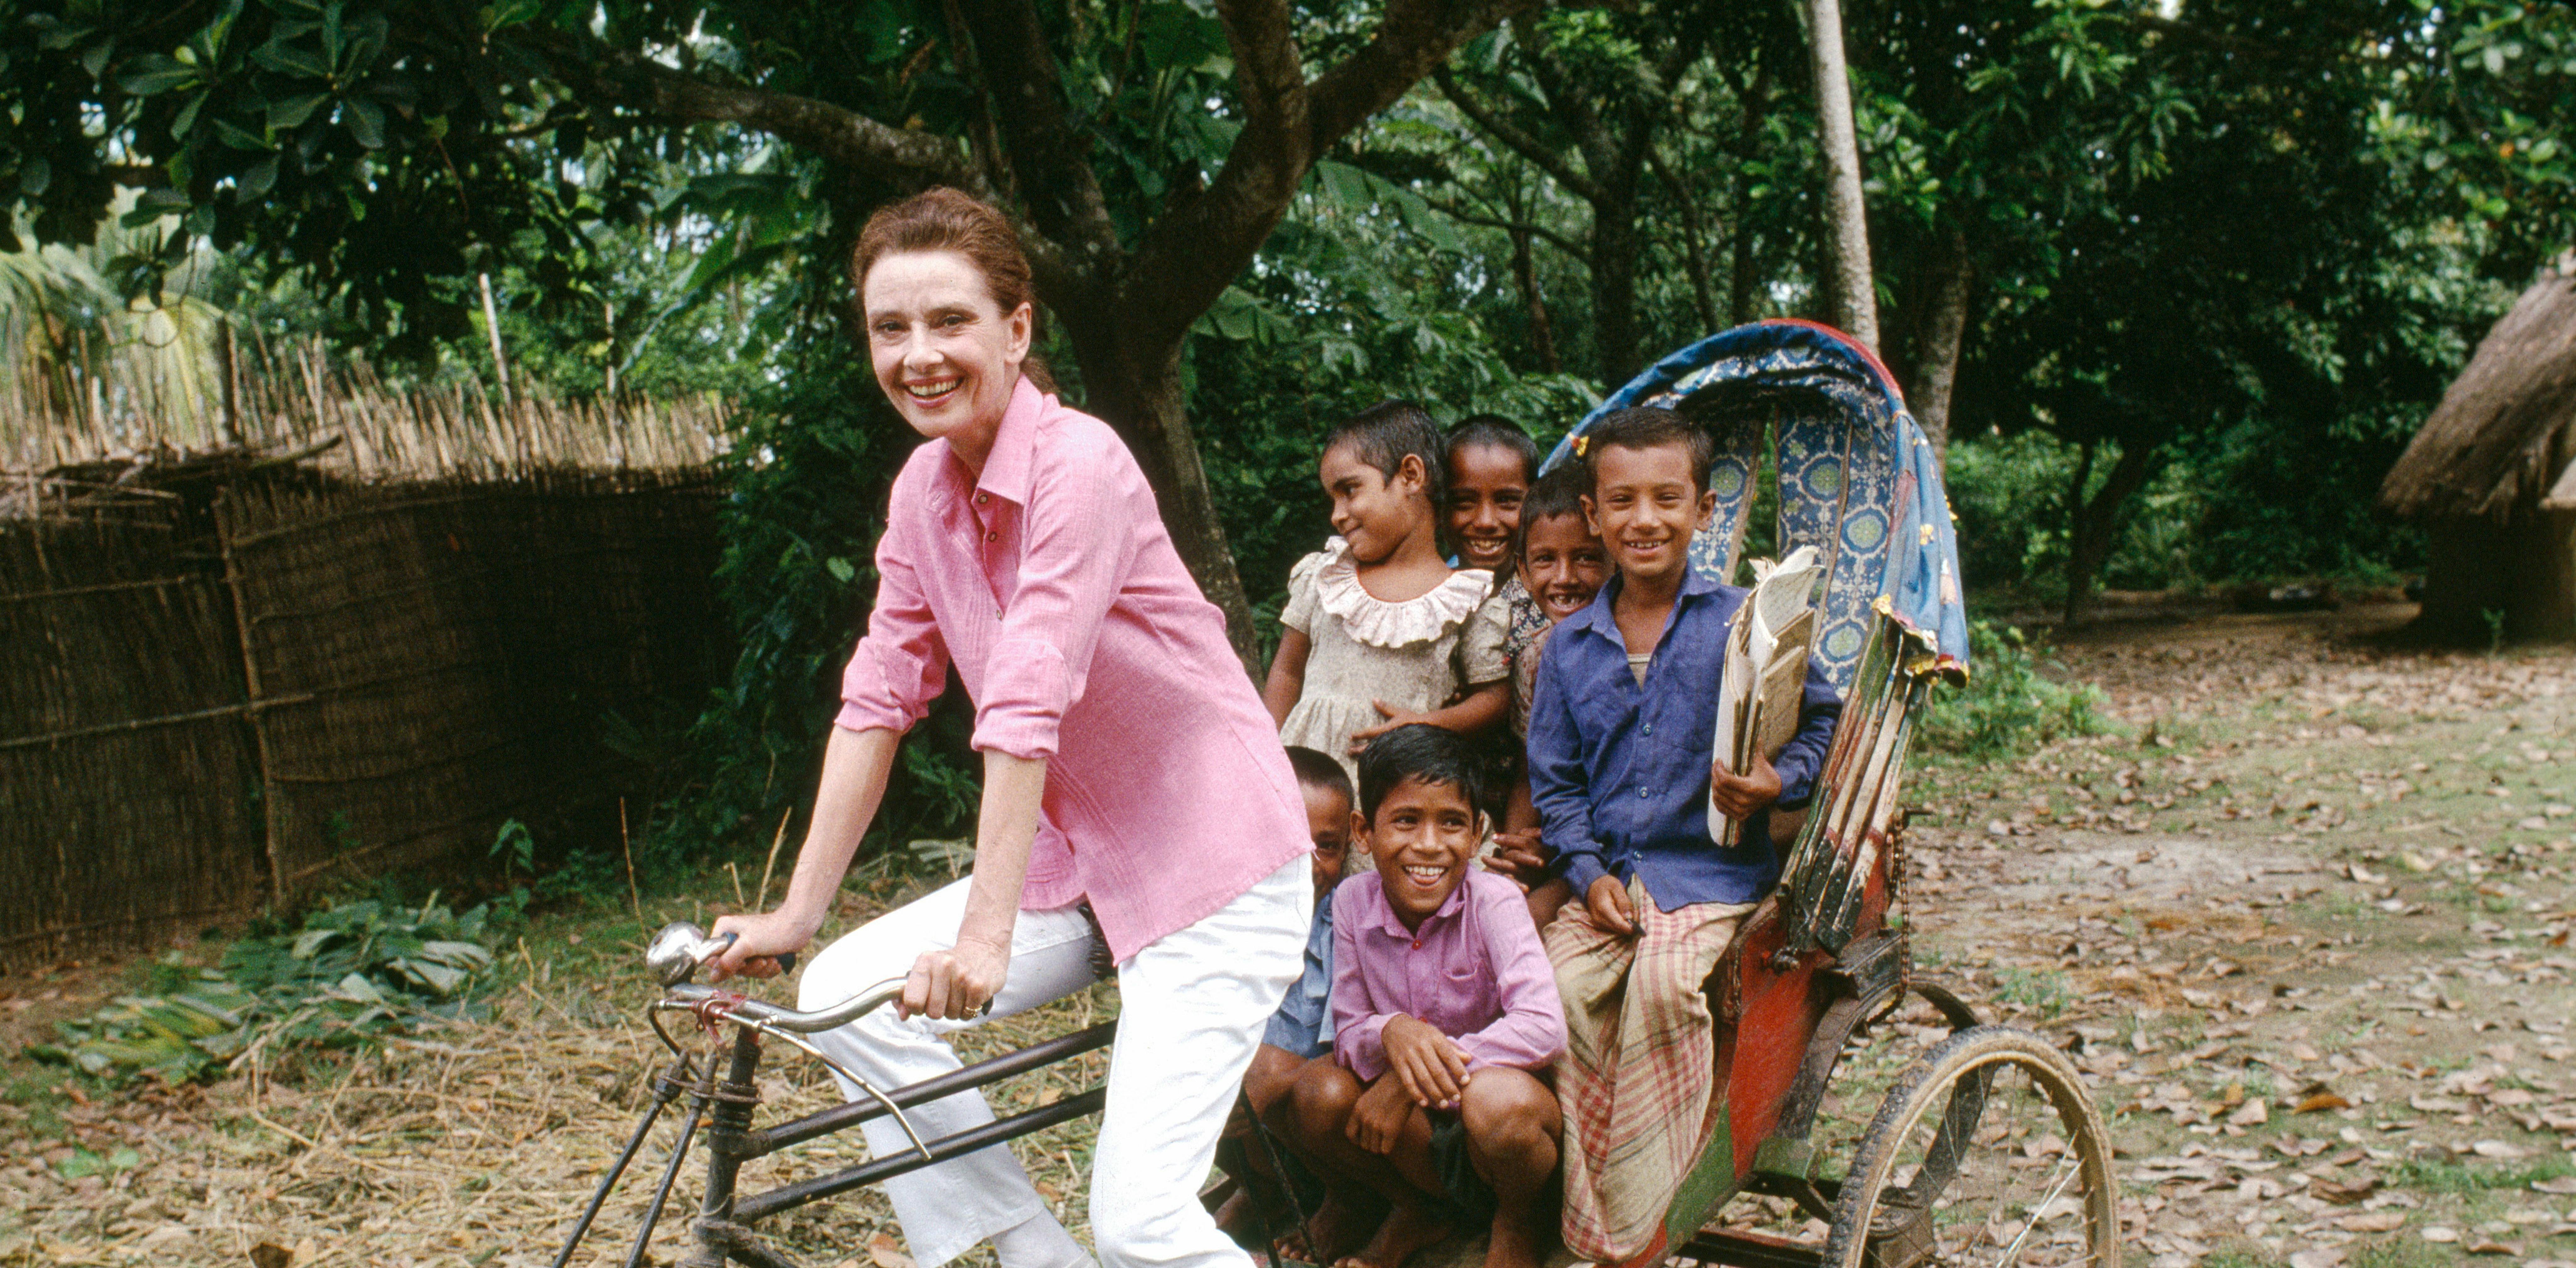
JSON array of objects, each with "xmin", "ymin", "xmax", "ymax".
[
  {"xmin": 731, "ymin": 1086, "xmax": 1109, "ymax": 1221},
  {"xmin": 740, "ymin": 1019, "xmax": 1118, "ymax": 1158}
]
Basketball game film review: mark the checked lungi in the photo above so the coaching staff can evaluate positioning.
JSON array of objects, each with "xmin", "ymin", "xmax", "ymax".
[{"xmin": 1543, "ymin": 880, "xmax": 1756, "ymax": 1262}]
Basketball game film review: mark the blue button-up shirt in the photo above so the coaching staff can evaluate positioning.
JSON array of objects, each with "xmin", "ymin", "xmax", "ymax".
[{"xmin": 1528, "ymin": 568, "xmax": 1843, "ymax": 910}]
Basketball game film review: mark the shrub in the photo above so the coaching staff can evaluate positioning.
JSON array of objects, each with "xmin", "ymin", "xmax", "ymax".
[{"xmin": 1915, "ymin": 621, "xmax": 2113, "ymax": 761}]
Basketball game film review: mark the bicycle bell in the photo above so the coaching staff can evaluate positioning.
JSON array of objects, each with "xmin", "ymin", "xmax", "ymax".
[{"xmin": 646, "ymin": 921, "xmax": 730, "ymax": 987}]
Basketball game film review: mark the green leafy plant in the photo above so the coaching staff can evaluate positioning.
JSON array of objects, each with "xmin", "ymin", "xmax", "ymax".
[
  {"xmin": 1916, "ymin": 622, "xmax": 2114, "ymax": 761},
  {"xmin": 27, "ymin": 897, "xmax": 500, "ymax": 1085}
]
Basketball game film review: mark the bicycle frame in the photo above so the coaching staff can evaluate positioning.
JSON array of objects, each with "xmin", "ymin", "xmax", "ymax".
[{"xmin": 550, "ymin": 988, "xmax": 1117, "ymax": 1268}]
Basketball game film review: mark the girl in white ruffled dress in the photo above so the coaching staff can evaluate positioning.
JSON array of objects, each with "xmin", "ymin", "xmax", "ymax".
[{"xmin": 1261, "ymin": 402, "xmax": 1511, "ymax": 786}]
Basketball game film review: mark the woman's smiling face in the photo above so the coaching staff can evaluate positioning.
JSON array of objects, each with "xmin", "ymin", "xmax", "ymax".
[
  {"xmin": 1358, "ymin": 774, "xmax": 1481, "ymax": 930},
  {"xmin": 1445, "ymin": 442, "xmax": 1529, "ymax": 573},
  {"xmin": 864, "ymin": 250, "xmax": 1031, "ymax": 462}
]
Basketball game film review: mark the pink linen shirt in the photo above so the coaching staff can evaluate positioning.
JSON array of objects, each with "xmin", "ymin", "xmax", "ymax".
[
  {"xmin": 837, "ymin": 376, "xmax": 1309, "ymax": 962},
  {"xmin": 1330, "ymin": 869, "xmax": 1567, "ymax": 1083}
]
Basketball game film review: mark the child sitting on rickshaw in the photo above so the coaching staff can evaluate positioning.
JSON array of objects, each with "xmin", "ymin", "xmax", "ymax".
[{"xmin": 1526, "ymin": 407, "xmax": 1842, "ymax": 1263}]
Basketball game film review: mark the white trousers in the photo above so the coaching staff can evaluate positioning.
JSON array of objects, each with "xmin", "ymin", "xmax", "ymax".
[{"xmin": 798, "ymin": 858, "xmax": 1309, "ymax": 1268}]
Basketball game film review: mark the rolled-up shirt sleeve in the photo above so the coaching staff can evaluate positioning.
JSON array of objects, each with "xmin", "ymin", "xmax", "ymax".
[
  {"xmin": 1456, "ymin": 883, "xmax": 1566, "ymax": 1072},
  {"xmin": 837, "ymin": 503, "xmax": 951, "ymax": 734},
  {"xmin": 1529, "ymin": 640, "xmax": 1610, "ymax": 895},
  {"xmin": 973, "ymin": 436, "xmax": 1136, "ymax": 761}
]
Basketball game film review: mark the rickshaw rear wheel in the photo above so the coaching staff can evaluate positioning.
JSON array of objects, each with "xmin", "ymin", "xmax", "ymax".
[{"xmin": 1820, "ymin": 1026, "xmax": 2118, "ymax": 1268}]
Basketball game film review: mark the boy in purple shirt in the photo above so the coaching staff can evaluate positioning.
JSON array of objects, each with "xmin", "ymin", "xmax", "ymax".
[
  {"xmin": 1528, "ymin": 407, "xmax": 1840, "ymax": 1262},
  {"xmin": 1286, "ymin": 725, "xmax": 1566, "ymax": 1268}
]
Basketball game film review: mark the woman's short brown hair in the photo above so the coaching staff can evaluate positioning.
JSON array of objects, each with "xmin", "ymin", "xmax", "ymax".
[{"xmin": 851, "ymin": 187, "xmax": 1054, "ymax": 391}]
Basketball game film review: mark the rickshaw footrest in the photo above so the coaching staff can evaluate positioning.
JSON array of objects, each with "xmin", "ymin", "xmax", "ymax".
[{"xmin": 1678, "ymin": 1227, "xmax": 1823, "ymax": 1268}]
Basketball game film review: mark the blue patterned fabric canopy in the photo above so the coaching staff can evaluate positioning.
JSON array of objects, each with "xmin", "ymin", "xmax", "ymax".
[{"xmin": 1539, "ymin": 320, "xmax": 1969, "ymax": 688}]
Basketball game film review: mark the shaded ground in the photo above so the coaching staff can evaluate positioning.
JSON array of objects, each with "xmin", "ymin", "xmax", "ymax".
[{"xmin": 2, "ymin": 603, "xmax": 2571, "ymax": 1268}]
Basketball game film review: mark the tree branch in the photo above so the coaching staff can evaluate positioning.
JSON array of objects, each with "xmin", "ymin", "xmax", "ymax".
[
  {"xmin": 958, "ymin": 0, "xmax": 1123, "ymax": 263},
  {"xmin": 1420, "ymin": 193, "xmax": 1590, "ymax": 260},
  {"xmin": 1431, "ymin": 66, "xmax": 1605, "ymax": 203}
]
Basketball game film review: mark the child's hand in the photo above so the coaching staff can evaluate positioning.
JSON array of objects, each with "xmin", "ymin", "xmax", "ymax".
[
  {"xmin": 1486, "ymin": 830, "xmax": 1551, "ymax": 887},
  {"xmin": 1709, "ymin": 753, "xmax": 1784, "ymax": 822},
  {"xmin": 1347, "ymin": 1075, "xmax": 1416, "ymax": 1155},
  {"xmin": 1347, "ymin": 700, "xmax": 1431, "ymax": 751},
  {"xmin": 1380, "ymin": 1014, "xmax": 1471, "ymax": 1109},
  {"xmin": 1584, "ymin": 874, "xmax": 1637, "ymax": 935}
]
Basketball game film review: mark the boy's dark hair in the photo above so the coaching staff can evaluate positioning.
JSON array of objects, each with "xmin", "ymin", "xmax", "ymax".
[
  {"xmin": 1520, "ymin": 464, "xmax": 1591, "ymax": 539},
  {"xmin": 1355, "ymin": 724, "xmax": 1488, "ymax": 825},
  {"xmin": 1446, "ymin": 414, "xmax": 1541, "ymax": 483},
  {"xmin": 1283, "ymin": 745, "xmax": 1354, "ymax": 808},
  {"xmin": 1582, "ymin": 406, "xmax": 1715, "ymax": 496},
  {"xmin": 1325, "ymin": 401, "xmax": 1446, "ymax": 515}
]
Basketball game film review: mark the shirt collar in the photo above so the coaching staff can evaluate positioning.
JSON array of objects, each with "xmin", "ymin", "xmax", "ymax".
[
  {"xmin": 1562, "ymin": 560, "xmax": 1727, "ymax": 642},
  {"xmin": 1370, "ymin": 871, "xmax": 1471, "ymax": 938},
  {"xmin": 967, "ymin": 374, "xmax": 1049, "ymax": 507}
]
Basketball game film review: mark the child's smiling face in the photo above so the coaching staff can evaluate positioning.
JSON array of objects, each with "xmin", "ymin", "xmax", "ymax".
[
  {"xmin": 1584, "ymin": 440, "xmax": 1715, "ymax": 588},
  {"xmin": 1445, "ymin": 442, "xmax": 1529, "ymax": 574},
  {"xmin": 1518, "ymin": 510, "xmax": 1609, "ymax": 621},
  {"xmin": 1301, "ymin": 780, "xmax": 1353, "ymax": 900},
  {"xmin": 1356, "ymin": 775, "xmax": 1481, "ymax": 929},
  {"xmin": 1321, "ymin": 442, "xmax": 1427, "ymax": 566}
]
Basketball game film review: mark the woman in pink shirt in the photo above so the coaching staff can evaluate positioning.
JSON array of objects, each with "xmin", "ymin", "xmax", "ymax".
[{"xmin": 710, "ymin": 189, "xmax": 1312, "ymax": 1268}]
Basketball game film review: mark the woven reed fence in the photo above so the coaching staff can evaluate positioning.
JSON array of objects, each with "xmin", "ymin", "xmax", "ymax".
[{"xmin": 1, "ymin": 352, "xmax": 736, "ymax": 973}]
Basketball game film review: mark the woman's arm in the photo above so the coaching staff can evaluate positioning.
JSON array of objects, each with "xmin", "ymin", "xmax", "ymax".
[
  {"xmin": 711, "ymin": 725, "xmax": 900, "ymax": 977},
  {"xmin": 1262, "ymin": 628, "xmax": 1311, "ymax": 728},
  {"xmin": 902, "ymin": 750, "xmax": 1046, "ymax": 1019}
]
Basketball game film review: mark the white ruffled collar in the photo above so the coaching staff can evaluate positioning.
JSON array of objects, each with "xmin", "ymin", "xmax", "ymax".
[{"xmin": 1310, "ymin": 537, "xmax": 1492, "ymax": 649}]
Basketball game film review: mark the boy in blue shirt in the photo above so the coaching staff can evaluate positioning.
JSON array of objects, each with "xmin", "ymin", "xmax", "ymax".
[{"xmin": 1526, "ymin": 407, "xmax": 1841, "ymax": 1263}]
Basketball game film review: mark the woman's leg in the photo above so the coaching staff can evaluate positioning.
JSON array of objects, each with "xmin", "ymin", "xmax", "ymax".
[
  {"xmin": 798, "ymin": 878, "xmax": 1103, "ymax": 1268},
  {"xmin": 1088, "ymin": 857, "xmax": 1309, "ymax": 1268}
]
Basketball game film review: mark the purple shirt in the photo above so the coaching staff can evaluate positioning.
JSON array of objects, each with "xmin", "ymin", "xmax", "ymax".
[
  {"xmin": 837, "ymin": 376, "xmax": 1310, "ymax": 962},
  {"xmin": 1330, "ymin": 869, "xmax": 1567, "ymax": 1083}
]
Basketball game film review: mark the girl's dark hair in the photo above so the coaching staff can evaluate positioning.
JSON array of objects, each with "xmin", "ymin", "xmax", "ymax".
[
  {"xmin": 851, "ymin": 186, "xmax": 1055, "ymax": 392},
  {"xmin": 1324, "ymin": 401, "xmax": 1445, "ymax": 514},
  {"xmin": 1446, "ymin": 414, "xmax": 1542, "ymax": 484},
  {"xmin": 1519, "ymin": 465, "xmax": 1592, "ymax": 544},
  {"xmin": 1581, "ymin": 406, "xmax": 1715, "ymax": 495},
  {"xmin": 1283, "ymin": 745, "xmax": 1354, "ymax": 807},
  {"xmin": 1356, "ymin": 724, "xmax": 1488, "ymax": 825}
]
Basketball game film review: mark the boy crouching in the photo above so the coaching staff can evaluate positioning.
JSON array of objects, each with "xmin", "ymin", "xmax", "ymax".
[{"xmin": 1287, "ymin": 725, "xmax": 1566, "ymax": 1268}]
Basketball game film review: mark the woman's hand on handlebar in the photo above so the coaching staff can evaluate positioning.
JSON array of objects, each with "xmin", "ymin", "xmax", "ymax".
[
  {"xmin": 708, "ymin": 909, "xmax": 816, "ymax": 982},
  {"xmin": 901, "ymin": 935, "xmax": 1010, "ymax": 1021}
]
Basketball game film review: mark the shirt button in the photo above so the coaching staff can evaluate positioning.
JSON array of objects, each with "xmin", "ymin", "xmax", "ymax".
[
  {"xmin": 1642, "ymin": 723, "xmax": 1653, "ymax": 735},
  {"xmin": 976, "ymin": 492, "xmax": 989, "ymax": 505},
  {"xmin": 985, "ymin": 531, "xmax": 998, "ymax": 543}
]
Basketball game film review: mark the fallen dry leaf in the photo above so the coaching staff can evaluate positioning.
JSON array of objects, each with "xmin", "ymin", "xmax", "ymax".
[
  {"xmin": 2470, "ymin": 1139, "xmax": 2528, "ymax": 1159},
  {"xmin": 2228, "ymin": 1097, "xmax": 2270, "ymax": 1126},
  {"xmin": 2316, "ymin": 1177, "xmax": 2381, "ymax": 1204},
  {"xmin": 2530, "ymin": 1176, "xmax": 2576, "ymax": 1196},
  {"xmin": 2340, "ymin": 1211, "xmax": 2407, "ymax": 1233},
  {"xmin": 868, "ymin": 1229, "xmax": 918, "ymax": 1268},
  {"xmin": 250, "ymin": 1246, "xmax": 293, "ymax": 1268},
  {"xmin": 2463, "ymin": 1241, "xmax": 2519, "ymax": 1256},
  {"xmin": 2296, "ymin": 1092, "xmax": 2352, "ymax": 1114},
  {"xmin": 2421, "ymin": 1226, "xmax": 2460, "ymax": 1243}
]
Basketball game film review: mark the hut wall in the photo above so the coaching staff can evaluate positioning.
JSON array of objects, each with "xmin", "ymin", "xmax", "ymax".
[
  {"xmin": 2422, "ymin": 511, "xmax": 2576, "ymax": 642},
  {"xmin": 0, "ymin": 473, "xmax": 728, "ymax": 972}
]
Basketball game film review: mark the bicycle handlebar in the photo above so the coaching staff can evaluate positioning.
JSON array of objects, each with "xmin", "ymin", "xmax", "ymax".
[{"xmin": 663, "ymin": 979, "xmax": 908, "ymax": 1034}]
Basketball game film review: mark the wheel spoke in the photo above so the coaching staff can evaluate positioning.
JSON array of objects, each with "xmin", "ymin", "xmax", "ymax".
[{"xmin": 1983, "ymin": 1157, "xmax": 2080, "ymax": 1268}]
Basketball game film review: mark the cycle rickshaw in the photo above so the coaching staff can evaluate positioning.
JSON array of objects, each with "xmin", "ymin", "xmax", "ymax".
[{"xmin": 548, "ymin": 322, "xmax": 2118, "ymax": 1268}]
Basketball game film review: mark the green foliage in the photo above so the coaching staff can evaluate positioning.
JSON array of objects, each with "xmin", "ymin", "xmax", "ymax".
[
  {"xmin": 26, "ymin": 897, "xmax": 502, "ymax": 1085},
  {"xmin": 1917, "ymin": 621, "xmax": 2112, "ymax": 761}
]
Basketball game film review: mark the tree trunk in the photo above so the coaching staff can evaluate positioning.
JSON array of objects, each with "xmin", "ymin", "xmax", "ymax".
[
  {"xmin": 1907, "ymin": 226, "xmax": 1971, "ymax": 469},
  {"xmin": 1803, "ymin": 0, "xmax": 1878, "ymax": 350},
  {"xmin": 2062, "ymin": 439, "xmax": 2160, "ymax": 630},
  {"xmin": 1728, "ymin": 64, "xmax": 1774, "ymax": 328},
  {"xmin": 1509, "ymin": 227, "xmax": 1563, "ymax": 374},
  {"xmin": 1591, "ymin": 196, "xmax": 1646, "ymax": 385},
  {"xmin": 1057, "ymin": 308, "xmax": 1262, "ymax": 671}
]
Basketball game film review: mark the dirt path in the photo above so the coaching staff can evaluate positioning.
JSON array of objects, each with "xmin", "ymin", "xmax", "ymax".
[{"xmin": 1, "ymin": 607, "xmax": 2569, "ymax": 1268}]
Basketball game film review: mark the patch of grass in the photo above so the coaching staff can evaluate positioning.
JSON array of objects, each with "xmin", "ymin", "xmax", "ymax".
[
  {"xmin": 2389, "ymin": 1154, "xmax": 2574, "ymax": 1193},
  {"xmin": 1918, "ymin": 622, "xmax": 2117, "ymax": 762},
  {"xmin": 2349, "ymin": 1234, "xmax": 2450, "ymax": 1268},
  {"xmin": 1992, "ymin": 966, "xmax": 2075, "ymax": 1018}
]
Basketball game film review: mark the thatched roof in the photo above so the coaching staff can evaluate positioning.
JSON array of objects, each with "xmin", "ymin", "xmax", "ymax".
[{"xmin": 2381, "ymin": 261, "xmax": 2576, "ymax": 522}]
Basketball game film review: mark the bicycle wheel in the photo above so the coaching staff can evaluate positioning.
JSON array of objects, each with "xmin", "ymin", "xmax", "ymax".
[{"xmin": 1819, "ymin": 1026, "xmax": 2118, "ymax": 1268}]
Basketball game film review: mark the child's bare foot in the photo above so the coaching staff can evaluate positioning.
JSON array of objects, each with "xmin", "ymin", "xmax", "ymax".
[
  {"xmin": 1331, "ymin": 1198, "xmax": 1454, "ymax": 1268},
  {"xmin": 1275, "ymin": 1192, "xmax": 1379, "ymax": 1265}
]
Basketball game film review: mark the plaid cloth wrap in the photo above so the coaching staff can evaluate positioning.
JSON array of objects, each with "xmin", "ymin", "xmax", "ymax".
[{"xmin": 1543, "ymin": 881, "xmax": 1756, "ymax": 1261}]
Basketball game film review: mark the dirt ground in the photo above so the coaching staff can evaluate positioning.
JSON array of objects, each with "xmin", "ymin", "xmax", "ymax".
[{"xmin": 2, "ymin": 602, "xmax": 2571, "ymax": 1268}]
